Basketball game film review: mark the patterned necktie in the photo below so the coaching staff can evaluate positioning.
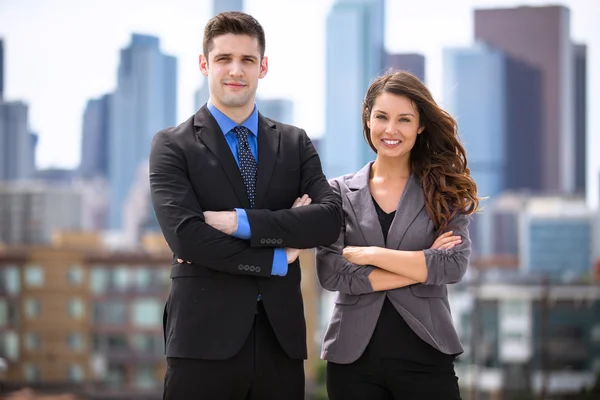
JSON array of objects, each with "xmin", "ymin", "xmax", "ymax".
[{"xmin": 233, "ymin": 126, "xmax": 258, "ymax": 208}]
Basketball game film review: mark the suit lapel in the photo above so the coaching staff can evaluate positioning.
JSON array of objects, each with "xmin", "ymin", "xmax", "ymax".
[
  {"xmin": 193, "ymin": 106, "xmax": 251, "ymax": 208},
  {"xmin": 254, "ymin": 114, "xmax": 280, "ymax": 209},
  {"xmin": 346, "ymin": 163, "xmax": 386, "ymax": 248},
  {"xmin": 386, "ymin": 174, "xmax": 426, "ymax": 250}
]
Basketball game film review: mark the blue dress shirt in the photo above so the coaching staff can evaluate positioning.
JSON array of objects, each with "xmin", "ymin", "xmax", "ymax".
[{"xmin": 206, "ymin": 100, "xmax": 288, "ymax": 276}]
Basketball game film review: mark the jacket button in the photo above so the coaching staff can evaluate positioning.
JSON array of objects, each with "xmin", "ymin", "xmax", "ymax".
[
  {"xmin": 260, "ymin": 238, "xmax": 266, "ymax": 244},
  {"xmin": 243, "ymin": 265, "xmax": 250, "ymax": 271},
  {"xmin": 256, "ymin": 266, "xmax": 261, "ymax": 273},
  {"xmin": 249, "ymin": 265, "xmax": 256, "ymax": 272},
  {"xmin": 276, "ymin": 239, "xmax": 283, "ymax": 245},
  {"xmin": 238, "ymin": 264, "xmax": 244, "ymax": 270}
]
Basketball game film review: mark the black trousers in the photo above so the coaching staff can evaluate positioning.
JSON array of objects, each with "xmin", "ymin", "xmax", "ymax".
[
  {"xmin": 163, "ymin": 302, "xmax": 304, "ymax": 400},
  {"xmin": 326, "ymin": 351, "xmax": 461, "ymax": 400}
]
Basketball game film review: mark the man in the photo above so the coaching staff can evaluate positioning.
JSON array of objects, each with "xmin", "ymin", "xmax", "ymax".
[{"xmin": 149, "ymin": 11, "xmax": 341, "ymax": 400}]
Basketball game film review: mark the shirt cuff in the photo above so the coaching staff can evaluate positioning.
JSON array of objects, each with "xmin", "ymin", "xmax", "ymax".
[
  {"xmin": 233, "ymin": 208, "xmax": 251, "ymax": 239},
  {"xmin": 271, "ymin": 249, "xmax": 289, "ymax": 276}
]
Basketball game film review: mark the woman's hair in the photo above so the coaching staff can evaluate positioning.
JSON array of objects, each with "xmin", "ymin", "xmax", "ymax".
[{"xmin": 362, "ymin": 70, "xmax": 480, "ymax": 232}]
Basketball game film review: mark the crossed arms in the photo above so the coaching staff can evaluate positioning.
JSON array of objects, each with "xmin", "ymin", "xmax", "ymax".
[
  {"xmin": 316, "ymin": 181, "xmax": 471, "ymax": 294},
  {"xmin": 149, "ymin": 129, "xmax": 342, "ymax": 277}
]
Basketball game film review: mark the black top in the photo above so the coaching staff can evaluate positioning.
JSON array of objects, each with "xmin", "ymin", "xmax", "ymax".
[{"xmin": 368, "ymin": 196, "xmax": 455, "ymax": 372}]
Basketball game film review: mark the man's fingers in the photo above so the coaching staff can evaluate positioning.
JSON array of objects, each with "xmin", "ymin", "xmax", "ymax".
[
  {"xmin": 292, "ymin": 194, "xmax": 312, "ymax": 208},
  {"xmin": 177, "ymin": 258, "xmax": 192, "ymax": 264}
]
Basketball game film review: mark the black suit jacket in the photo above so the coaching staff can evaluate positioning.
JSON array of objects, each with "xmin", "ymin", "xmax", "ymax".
[{"xmin": 149, "ymin": 105, "xmax": 341, "ymax": 361}]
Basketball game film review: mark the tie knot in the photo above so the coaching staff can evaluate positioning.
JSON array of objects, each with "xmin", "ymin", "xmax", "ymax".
[{"xmin": 233, "ymin": 126, "xmax": 250, "ymax": 142}]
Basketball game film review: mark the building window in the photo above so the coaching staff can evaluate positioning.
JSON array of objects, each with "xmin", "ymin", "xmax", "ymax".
[
  {"xmin": 135, "ymin": 267, "xmax": 151, "ymax": 290},
  {"xmin": 0, "ymin": 266, "xmax": 20, "ymax": 294},
  {"xmin": 132, "ymin": 333, "xmax": 162, "ymax": 355},
  {"xmin": 67, "ymin": 265, "xmax": 83, "ymax": 285},
  {"xmin": 24, "ymin": 333, "xmax": 41, "ymax": 351},
  {"xmin": 0, "ymin": 331, "xmax": 19, "ymax": 360},
  {"xmin": 24, "ymin": 298, "xmax": 41, "ymax": 318},
  {"xmin": 67, "ymin": 333, "xmax": 84, "ymax": 351},
  {"xmin": 132, "ymin": 299, "xmax": 161, "ymax": 327},
  {"xmin": 25, "ymin": 265, "xmax": 44, "ymax": 287},
  {"xmin": 67, "ymin": 298, "xmax": 84, "ymax": 319},
  {"xmin": 67, "ymin": 364, "xmax": 84, "ymax": 382},
  {"xmin": 106, "ymin": 363, "xmax": 126, "ymax": 387},
  {"xmin": 592, "ymin": 324, "xmax": 600, "ymax": 343},
  {"xmin": 0, "ymin": 300, "xmax": 8, "ymax": 327},
  {"xmin": 134, "ymin": 365, "xmax": 155, "ymax": 389},
  {"xmin": 94, "ymin": 300, "xmax": 127, "ymax": 325},
  {"xmin": 23, "ymin": 363, "xmax": 40, "ymax": 382},
  {"xmin": 90, "ymin": 267, "xmax": 107, "ymax": 294}
]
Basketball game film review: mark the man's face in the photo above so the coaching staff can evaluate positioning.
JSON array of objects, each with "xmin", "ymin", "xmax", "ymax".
[{"xmin": 200, "ymin": 34, "xmax": 268, "ymax": 111}]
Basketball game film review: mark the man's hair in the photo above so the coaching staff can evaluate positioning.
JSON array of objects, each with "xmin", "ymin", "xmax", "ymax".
[{"xmin": 203, "ymin": 11, "xmax": 266, "ymax": 59}]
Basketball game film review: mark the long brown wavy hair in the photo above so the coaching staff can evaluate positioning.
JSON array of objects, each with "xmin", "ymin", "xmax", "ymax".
[{"xmin": 362, "ymin": 70, "xmax": 480, "ymax": 232}]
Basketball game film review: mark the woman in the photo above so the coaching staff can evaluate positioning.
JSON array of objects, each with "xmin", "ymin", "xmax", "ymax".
[{"xmin": 316, "ymin": 70, "xmax": 479, "ymax": 399}]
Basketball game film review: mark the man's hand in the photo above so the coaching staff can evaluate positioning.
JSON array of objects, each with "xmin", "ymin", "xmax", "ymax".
[
  {"xmin": 284, "ymin": 194, "xmax": 312, "ymax": 264},
  {"xmin": 204, "ymin": 211, "xmax": 238, "ymax": 235},
  {"xmin": 430, "ymin": 231, "xmax": 462, "ymax": 250}
]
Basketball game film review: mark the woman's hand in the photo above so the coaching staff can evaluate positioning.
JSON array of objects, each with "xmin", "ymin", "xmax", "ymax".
[
  {"xmin": 342, "ymin": 246, "xmax": 377, "ymax": 265},
  {"xmin": 430, "ymin": 231, "xmax": 462, "ymax": 250}
]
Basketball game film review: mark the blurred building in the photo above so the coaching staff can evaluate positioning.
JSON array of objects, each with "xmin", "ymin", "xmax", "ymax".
[
  {"xmin": 0, "ymin": 101, "xmax": 34, "ymax": 182},
  {"xmin": 472, "ymin": 193, "xmax": 599, "ymax": 281},
  {"xmin": 453, "ymin": 282, "xmax": 600, "ymax": 398},
  {"xmin": 385, "ymin": 53, "xmax": 425, "ymax": 82},
  {"xmin": 255, "ymin": 98, "xmax": 293, "ymax": 124},
  {"xmin": 573, "ymin": 43, "xmax": 587, "ymax": 196},
  {"xmin": 475, "ymin": 5, "xmax": 575, "ymax": 194},
  {"xmin": 0, "ymin": 233, "xmax": 322, "ymax": 399},
  {"xmin": 34, "ymin": 169, "xmax": 75, "ymax": 185},
  {"xmin": 80, "ymin": 95, "xmax": 111, "ymax": 180},
  {"xmin": 324, "ymin": 0, "xmax": 385, "ymax": 180},
  {"xmin": 444, "ymin": 44, "xmax": 506, "ymax": 200},
  {"xmin": 109, "ymin": 34, "xmax": 177, "ymax": 229},
  {"xmin": 0, "ymin": 183, "xmax": 83, "ymax": 246},
  {"xmin": 0, "ymin": 38, "xmax": 4, "ymax": 100}
]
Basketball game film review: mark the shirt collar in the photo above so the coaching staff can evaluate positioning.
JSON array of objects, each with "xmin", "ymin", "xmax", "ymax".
[{"xmin": 207, "ymin": 99, "xmax": 259, "ymax": 137}]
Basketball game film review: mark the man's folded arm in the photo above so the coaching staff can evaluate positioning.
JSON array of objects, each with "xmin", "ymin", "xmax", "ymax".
[
  {"xmin": 244, "ymin": 131, "xmax": 342, "ymax": 249},
  {"xmin": 149, "ymin": 129, "xmax": 280, "ymax": 277}
]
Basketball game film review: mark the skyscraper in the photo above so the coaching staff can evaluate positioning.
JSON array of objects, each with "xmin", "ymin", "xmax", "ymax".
[
  {"xmin": 0, "ymin": 101, "xmax": 34, "ymax": 181},
  {"xmin": 80, "ymin": 94, "xmax": 111, "ymax": 179},
  {"xmin": 573, "ymin": 44, "xmax": 587, "ymax": 195},
  {"xmin": 213, "ymin": 0, "xmax": 243, "ymax": 15},
  {"xmin": 324, "ymin": 0, "xmax": 385, "ymax": 179},
  {"xmin": 444, "ymin": 44, "xmax": 506, "ymax": 200},
  {"xmin": 475, "ymin": 6, "xmax": 575, "ymax": 194},
  {"xmin": 0, "ymin": 38, "xmax": 4, "ymax": 100},
  {"xmin": 385, "ymin": 53, "xmax": 426, "ymax": 82},
  {"xmin": 109, "ymin": 34, "xmax": 177, "ymax": 229},
  {"xmin": 256, "ymin": 98, "xmax": 293, "ymax": 124}
]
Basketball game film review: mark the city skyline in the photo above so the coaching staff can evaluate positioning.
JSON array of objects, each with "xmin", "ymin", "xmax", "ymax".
[{"xmin": 0, "ymin": 0, "xmax": 598, "ymax": 205}]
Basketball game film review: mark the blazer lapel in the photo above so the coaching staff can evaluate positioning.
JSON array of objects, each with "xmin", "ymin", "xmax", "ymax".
[
  {"xmin": 193, "ymin": 106, "xmax": 251, "ymax": 208},
  {"xmin": 254, "ymin": 114, "xmax": 280, "ymax": 209},
  {"xmin": 386, "ymin": 174, "xmax": 426, "ymax": 250},
  {"xmin": 345, "ymin": 162, "xmax": 386, "ymax": 248}
]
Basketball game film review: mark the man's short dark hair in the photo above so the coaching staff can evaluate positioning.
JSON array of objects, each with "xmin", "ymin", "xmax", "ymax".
[{"xmin": 203, "ymin": 11, "xmax": 266, "ymax": 59}]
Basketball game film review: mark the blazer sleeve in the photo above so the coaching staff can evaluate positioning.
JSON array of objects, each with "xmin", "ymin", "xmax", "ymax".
[
  {"xmin": 244, "ymin": 130, "xmax": 342, "ymax": 249},
  {"xmin": 315, "ymin": 180, "xmax": 376, "ymax": 295},
  {"xmin": 149, "ymin": 129, "xmax": 275, "ymax": 277},
  {"xmin": 422, "ymin": 211, "xmax": 472, "ymax": 285}
]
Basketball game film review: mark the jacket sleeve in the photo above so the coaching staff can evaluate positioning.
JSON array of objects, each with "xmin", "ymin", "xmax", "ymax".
[
  {"xmin": 422, "ymin": 212, "xmax": 472, "ymax": 285},
  {"xmin": 244, "ymin": 130, "xmax": 342, "ymax": 249},
  {"xmin": 149, "ymin": 129, "xmax": 275, "ymax": 277},
  {"xmin": 315, "ymin": 180, "xmax": 376, "ymax": 295}
]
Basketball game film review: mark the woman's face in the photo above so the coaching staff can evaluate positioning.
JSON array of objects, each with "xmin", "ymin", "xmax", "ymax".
[{"xmin": 368, "ymin": 92, "xmax": 424, "ymax": 160}]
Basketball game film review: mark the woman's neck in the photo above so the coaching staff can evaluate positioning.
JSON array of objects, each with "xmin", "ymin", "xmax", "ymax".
[{"xmin": 371, "ymin": 155, "xmax": 411, "ymax": 181}]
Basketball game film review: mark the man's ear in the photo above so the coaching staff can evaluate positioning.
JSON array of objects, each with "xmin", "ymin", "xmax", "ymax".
[{"xmin": 199, "ymin": 54, "xmax": 209, "ymax": 77}]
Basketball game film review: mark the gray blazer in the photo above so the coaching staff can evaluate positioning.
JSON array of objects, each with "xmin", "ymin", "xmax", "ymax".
[{"xmin": 316, "ymin": 162, "xmax": 471, "ymax": 364}]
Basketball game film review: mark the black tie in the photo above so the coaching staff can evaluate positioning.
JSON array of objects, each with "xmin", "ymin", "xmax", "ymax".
[{"xmin": 233, "ymin": 126, "xmax": 258, "ymax": 208}]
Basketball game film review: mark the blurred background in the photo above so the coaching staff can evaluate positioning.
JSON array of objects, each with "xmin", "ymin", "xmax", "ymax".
[{"xmin": 0, "ymin": 0, "xmax": 599, "ymax": 399}]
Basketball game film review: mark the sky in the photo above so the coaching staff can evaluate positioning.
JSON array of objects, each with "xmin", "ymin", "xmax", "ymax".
[{"xmin": 0, "ymin": 0, "xmax": 598, "ymax": 206}]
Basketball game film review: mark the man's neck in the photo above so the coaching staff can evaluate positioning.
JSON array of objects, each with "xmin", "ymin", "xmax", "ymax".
[{"xmin": 212, "ymin": 99, "xmax": 255, "ymax": 125}]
